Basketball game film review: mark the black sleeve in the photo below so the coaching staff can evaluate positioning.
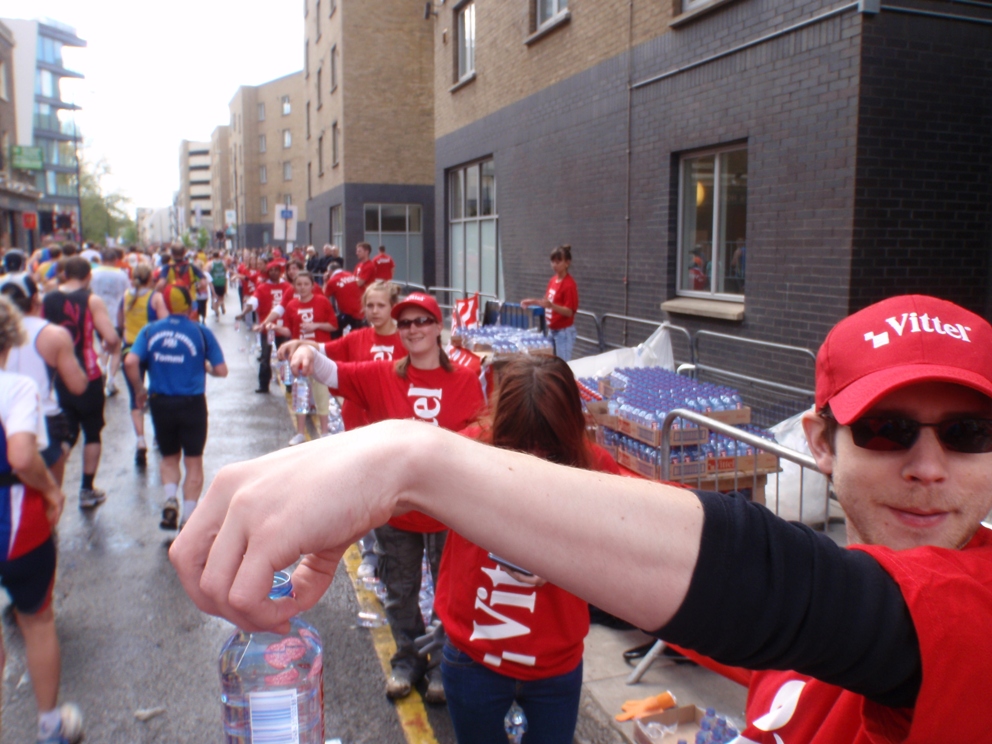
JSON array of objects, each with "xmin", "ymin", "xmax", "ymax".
[{"xmin": 655, "ymin": 491, "xmax": 921, "ymax": 709}]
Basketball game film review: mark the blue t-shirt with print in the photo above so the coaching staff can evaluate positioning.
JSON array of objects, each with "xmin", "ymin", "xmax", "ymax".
[{"xmin": 130, "ymin": 315, "xmax": 224, "ymax": 396}]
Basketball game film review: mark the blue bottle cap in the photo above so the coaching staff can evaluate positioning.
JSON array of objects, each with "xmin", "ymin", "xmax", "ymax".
[{"xmin": 269, "ymin": 570, "xmax": 293, "ymax": 599}]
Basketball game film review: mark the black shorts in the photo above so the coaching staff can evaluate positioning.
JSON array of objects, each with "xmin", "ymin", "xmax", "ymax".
[
  {"xmin": 213, "ymin": 284, "xmax": 227, "ymax": 298},
  {"xmin": 41, "ymin": 413, "xmax": 71, "ymax": 466},
  {"xmin": 57, "ymin": 378, "xmax": 105, "ymax": 446},
  {"xmin": 149, "ymin": 394, "xmax": 208, "ymax": 457},
  {"xmin": 197, "ymin": 299, "xmax": 208, "ymax": 320},
  {"xmin": 0, "ymin": 537, "xmax": 56, "ymax": 615}
]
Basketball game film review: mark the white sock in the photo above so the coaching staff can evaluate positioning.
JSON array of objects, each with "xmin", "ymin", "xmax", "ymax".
[
  {"xmin": 38, "ymin": 708, "xmax": 62, "ymax": 737},
  {"xmin": 164, "ymin": 483, "xmax": 178, "ymax": 500},
  {"xmin": 182, "ymin": 500, "xmax": 197, "ymax": 524},
  {"xmin": 136, "ymin": 436, "xmax": 147, "ymax": 449}
]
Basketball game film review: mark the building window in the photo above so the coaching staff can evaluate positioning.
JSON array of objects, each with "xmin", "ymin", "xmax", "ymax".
[
  {"xmin": 305, "ymin": 39, "xmax": 310, "ymax": 77},
  {"xmin": 316, "ymin": 0, "xmax": 322, "ymax": 37},
  {"xmin": 318, "ymin": 135, "xmax": 324, "ymax": 176},
  {"xmin": 331, "ymin": 121, "xmax": 339, "ymax": 166},
  {"xmin": 259, "ymin": 165, "xmax": 267, "ymax": 184},
  {"xmin": 282, "ymin": 96, "xmax": 291, "ymax": 115},
  {"xmin": 283, "ymin": 129, "xmax": 292, "ymax": 148},
  {"xmin": 317, "ymin": 68, "xmax": 323, "ymax": 108},
  {"xmin": 261, "ymin": 196, "xmax": 268, "ymax": 215},
  {"xmin": 329, "ymin": 0, "xmax": 336, "ymax": 15},
  {"xmin": 238, "ymin": 113, "xmax": 242, "ymax": 132},
  {"xmin": 365, "ymin": 204, "xmax": 423, "ymax": 285},
  {"xmin": 677, "ymin": 145, "xmax": 748, "ymax": 299},
  {"xmin": 258, "ymin": 102, "xmax": 266, "ymax": 121},
  {"xmin": 449, "ymin": 159, "xmax": 501, "ymax": 298},
  {"xmin": 536, "ymin": 0, "xmax": 568, "ymax": 27},
  {"xmin": 307, "ymin": 162, "xmax": 312, "ymax": 199},
  {"xmin": 331, "ymin": 204, "xmax": 343, "ymax": 249},
  {"xmin": 283, "ymin": 162, "xmax": 293, "ymax": 181},
  {"xmin": 330, "ymin": 45, "xmax": 338, "ymax": 92},
  {"xmin": 259, "ymin": 134, "xmax": 267, "ymax": 153},
  {"xmin": 456, "ymin": 2, "xmax": 476, "ymax": 82},
  {"xmin": 306, "ymin": 101, "xmax": 311, "ymax": 139}
]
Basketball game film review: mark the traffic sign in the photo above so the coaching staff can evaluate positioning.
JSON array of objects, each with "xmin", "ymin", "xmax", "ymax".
[{"xmin": 22, "ymin": 212, "xmax": 37, "ymax": 230}]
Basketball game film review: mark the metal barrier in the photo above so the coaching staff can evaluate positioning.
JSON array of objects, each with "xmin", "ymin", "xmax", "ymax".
[
  {"xmin": 625, "ymin": 407, "xmax": 832, "ymax": 685},
  {"xmin": 573, "ymin": 309, "xmax": 604, "ymax": 356},
  {"xmin": 692, "ymin": 330, "xmax": 816, "ymax": 428}
]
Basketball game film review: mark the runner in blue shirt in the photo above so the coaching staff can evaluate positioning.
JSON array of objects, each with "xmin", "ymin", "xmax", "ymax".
[{"xmin": 124, "ymin": 284, "xmax": 227, "ymax": 530}]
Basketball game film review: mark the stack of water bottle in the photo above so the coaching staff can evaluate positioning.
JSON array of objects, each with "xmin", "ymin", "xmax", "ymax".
[
  {"xmin": 276, "ymin": 352, "xmax": 346, "ymax": 435},
  {"xmin": 691, "ymin": 707, "xmax": 739, "ymax": 744},
  {"xmin": 452, "ymin": 325, "xmax": 554, "ymax": 357},
  {"xmin": 605, "ymin": 367, "xmax": 745, "ymax": 429}
]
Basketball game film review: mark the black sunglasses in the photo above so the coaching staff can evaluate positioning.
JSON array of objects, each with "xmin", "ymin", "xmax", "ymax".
[
  {"xmin": 847, "ymin": 416, "xmax": 992, "ymax": 453},
  {"xmin": 396, "ymin": 316, "xmax": 437, "ymax": 329}
]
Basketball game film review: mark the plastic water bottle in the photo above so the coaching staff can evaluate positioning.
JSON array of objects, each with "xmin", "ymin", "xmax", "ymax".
[
  {"xmin": 292, "ymin": 376, "xmax": 311, "ymax": 414},
  {"xmin": 234, "ymin": 319, "xmax": 241, "ymax": 332},
  {"xmin": 504, "ymin": 701, "xmax": 527, "ymax": 743},
  {"xmin": 219, "ymin": 571, "xmax": 324, "ymax": 744}
]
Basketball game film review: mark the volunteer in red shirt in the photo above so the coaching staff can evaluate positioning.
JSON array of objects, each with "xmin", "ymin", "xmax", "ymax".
[
  {"xmin": 235, "ymin": 260, "xmax": 292, "ymax": 393},
  {"xmin": 264, "ymin": 272, "xmax": 337, "ymax": 445},
  {"xmin": 353, "ymin": 241, "xmax": 376, "ymax": 289},
  {"xmin": 436, "ymin": 355, "xmax": 619, "ymax": 744},
  {"xmin": 323, "ymin": 262, "xmax": 365, "ymax": 334},
  {"xmin": 286, "ymin": 292, "xmax": 484, "ymax": 705},
  {"xmin": 522, "ymin": 244, "xmax": 579, "ymax": 361},
  {"xmin": 372, "ymin": 245, "xmax": 395, "ymax": 281}
]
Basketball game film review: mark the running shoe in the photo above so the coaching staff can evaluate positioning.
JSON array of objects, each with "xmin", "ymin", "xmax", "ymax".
[
  {"xmin": 160, "ymin": 497, "xmax": 179, "ymax": 530},
  {"xmin": 38, "ymin": 702, "xmax": 83, "ymax": 744},
  {"xmin": 78, "ymin": 488, "xmax": 106, "ymax": 509},
  {"xmin": 288, "ymin": 433, "xmax": 306, "ymax": 446}
]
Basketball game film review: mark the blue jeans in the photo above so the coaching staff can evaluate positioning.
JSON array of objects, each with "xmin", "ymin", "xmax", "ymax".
[
  {"xmin": 550, "ymin": 325, "xmax": 576, "ymax": 362},
  {"xmin": 441, "ymin": 643, "xmax": 582, "ymax": 744}
]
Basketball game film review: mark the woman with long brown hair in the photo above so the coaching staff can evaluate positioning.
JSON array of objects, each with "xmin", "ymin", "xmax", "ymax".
[{"xmin": 433, "ymin": 354, "xmax": 619, "ymax": 744}]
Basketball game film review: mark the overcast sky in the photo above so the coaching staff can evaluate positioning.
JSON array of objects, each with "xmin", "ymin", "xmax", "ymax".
[{"xmin": 1, "ymin": 0, "xmax": 303, "ymax": 215}]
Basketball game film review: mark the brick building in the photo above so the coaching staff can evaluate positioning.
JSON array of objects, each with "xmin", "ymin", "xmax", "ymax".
[
  {"xmin": 430, "ymin": 0, "xmax": 992, "ymax": 388},
  {"xmin": 228, "ymin": 72, "xmax": 308, "ymax": 249},
  {"xmin": 210, "ymin": 124, "xmax": 231, "ymax": 243},
  {"xmin": 303, "ymin": 0, "xmax": 435, "ymax": 284},
  {"xmin": 177, "ymin": 140, "xmax": 212, "ymax": 236}
]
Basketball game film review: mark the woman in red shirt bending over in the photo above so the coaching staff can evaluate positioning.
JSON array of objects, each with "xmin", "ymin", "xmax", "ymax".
[
  {"xmin": 434, "ymin": 354, "xmax": 619, "ymax": 743},
  {"xmin": 284, "ymin": 292, "xmax": 485, "ymax": 704},
  {"xmin": 522, "ymin": 244, "xmax": 579, "ymax": 361}
]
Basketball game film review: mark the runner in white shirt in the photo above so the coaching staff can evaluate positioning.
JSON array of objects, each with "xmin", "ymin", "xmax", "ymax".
[{"xmin": 88, "ymin": 249, "xmax": 131, "ymax": 396}]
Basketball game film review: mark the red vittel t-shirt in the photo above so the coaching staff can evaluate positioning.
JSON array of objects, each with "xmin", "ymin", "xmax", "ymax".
[
  {"xmin": 373, "ymin": 253, "xmax": 395, "ymax": 281},
  {"xmin": 283, "ymin": 295, "xmax": 337, "ymax": 342},
  {"xmin": 333, "ymin": 361, "xmax": 485, "ymax": 532},
  {"xmin": 735, "ymin": 527, "xmax": 992, "ymax": 744},
  {"xmin": 322, "ymin": 327, "xmax": 407, "ymax": 430},
  {"xmin": 323, "ymin": 271, "xmax": 364, "ymax": 317},
  {"xmin": 545, "ymin": 274, "xmax": 578, "ymax": 330},
  {"xmin": 253, "ymin": 281, "xmax": 293, "ymax": 322},
  {"xmin": 354, "ymin": 259, "xmax": 376, "ymax": 287},
  {"xmin": 434, "ymin": 437, "xmax": 620, "ymax": 680}
]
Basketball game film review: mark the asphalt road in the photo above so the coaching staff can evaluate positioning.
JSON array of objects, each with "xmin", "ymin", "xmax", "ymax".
[{"xmin": 0, "ymin": 310, "xmax": 456, "ymax": 744}]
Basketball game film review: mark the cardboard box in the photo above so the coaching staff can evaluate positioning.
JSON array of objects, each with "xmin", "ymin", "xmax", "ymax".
[
  {"xmin": 707, "ymin": 407, "xmax": 751, "ymax": 426},
  {"xmin": 617, "ymin": 449, "xmax": 661, "ymax": 480},
  {"xmin": 586, "ymin": 400, "xmax": 618, "ymax": 430},
  {"xmin": 616, "ymin": 416, "xmax": 710, "ymax": 448},
  {"xmin": 598, "ymin": 379, "xmax": 618, "ymax": 399},
  {"xmin": 633, "ymin": 705, "xmax": 705, "ymax": 744}
]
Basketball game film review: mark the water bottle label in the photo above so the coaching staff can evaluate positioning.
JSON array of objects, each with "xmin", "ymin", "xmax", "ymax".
[{"xmin": 248, "ymin": 689, "xmax": 300, "ymax": 743}]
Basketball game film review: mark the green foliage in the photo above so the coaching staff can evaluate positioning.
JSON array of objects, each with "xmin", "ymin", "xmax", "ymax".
[
  {"xmin": 197, "ymin": 228, "xmax": 210, "ymax": 250},
  {"xmin": 79, "ymin": 157, "xmax": 136, "ymax": 246}
]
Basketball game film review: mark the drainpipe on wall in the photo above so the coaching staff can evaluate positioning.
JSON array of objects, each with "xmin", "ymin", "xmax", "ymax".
[{"xmin": 622, "ymin": 0, "xmax": 634, "ymax": 346}]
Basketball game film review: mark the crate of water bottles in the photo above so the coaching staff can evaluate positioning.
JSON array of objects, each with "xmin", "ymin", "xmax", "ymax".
[
  {"xmin": 633, "ymin": 705, "xmax": 740, "ymax": 744},
  {"xmin": 602, "ymin": 367, "xmax": 752, "ymax": 448},
  {"xmin": 451, "ymin": 325, "xmax": 555, "ymax": 357},
  {"xmin": 602, "ymin": 427, "xmax": 778, "ymax": 481}
]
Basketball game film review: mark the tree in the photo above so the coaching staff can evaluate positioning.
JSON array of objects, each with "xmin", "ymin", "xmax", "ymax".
[{"xmin": 79, "ymin": 157, "xmax": 136, "ymax": 246}]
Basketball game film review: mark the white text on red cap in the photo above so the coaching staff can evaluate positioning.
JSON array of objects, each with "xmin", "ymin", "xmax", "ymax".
[{"xmin": 864, "ymin": 312, "xmax": 972, "ymax": 349}]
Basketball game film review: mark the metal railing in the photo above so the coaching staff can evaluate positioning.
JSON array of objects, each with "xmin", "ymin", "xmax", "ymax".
[{"xmin": 573, "ymin": 309, "xmax": 604, "ymax": 357}]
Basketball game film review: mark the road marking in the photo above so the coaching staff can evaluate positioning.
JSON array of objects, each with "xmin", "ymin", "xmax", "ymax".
[{"xmin": 343, "ymin": 545, "xmax": 440, "ymax": 744}]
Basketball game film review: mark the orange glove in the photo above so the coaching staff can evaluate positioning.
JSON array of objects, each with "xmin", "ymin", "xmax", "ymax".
[{"xmin": 615, "ymin": 691, "xmax": 677, "ymax": 722}]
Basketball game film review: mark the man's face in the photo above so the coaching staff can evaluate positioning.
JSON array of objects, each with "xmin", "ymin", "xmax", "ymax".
[
  {"xmin": 806, "ymin": 381, "xmax": 992, "ymax": 551},
  {"xmin": 356, "ymin": 245, "xmax": 369, "ymax": 261}
]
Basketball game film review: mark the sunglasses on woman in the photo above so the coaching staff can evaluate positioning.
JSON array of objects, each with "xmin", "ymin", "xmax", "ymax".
[
  {"xmin": 396, "ymin": 316, "xmax": 437, "ymax": 329},
  {"xmin": 846, "ymin": 416, "xmax": 992, "ymax": 453}
]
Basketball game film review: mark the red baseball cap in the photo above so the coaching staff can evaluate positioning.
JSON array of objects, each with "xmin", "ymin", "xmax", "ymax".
[
  {"xmin": 391, "ymin": 292, "xmax": 442, "ymax": 323},
  {"xmin": 816, "ymin": 294, "xmax": 992, "ymax": 424},
  {"xmin": 266, "ymin": 260, "xmax": 285, "ymax": 273}
]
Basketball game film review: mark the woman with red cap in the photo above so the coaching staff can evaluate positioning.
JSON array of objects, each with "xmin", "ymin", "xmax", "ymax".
[{"xmin": 282, "ymin": 291, "xmax": 484, "ymax": 703}]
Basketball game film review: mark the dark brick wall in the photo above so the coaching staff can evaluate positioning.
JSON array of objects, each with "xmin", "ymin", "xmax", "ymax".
[
  {"xmin": 851, "ymin": 5, "xmax": 992, "ymax": 316},
  {"xmin": 436, "ymin": 0, "xmax": 861, "ymax": 390},
  {"xmin": 307, "ymin": 183, "xmax": 435, "ymax": 284}
]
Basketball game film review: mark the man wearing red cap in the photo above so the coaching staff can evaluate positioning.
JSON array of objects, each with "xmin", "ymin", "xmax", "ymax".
[{"xmin": 174, "ymin": 294, "xmax": 992, "ymax": 743}]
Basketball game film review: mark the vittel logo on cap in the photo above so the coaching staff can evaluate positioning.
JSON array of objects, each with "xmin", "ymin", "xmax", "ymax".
[{"xmin": 863, "ymin": 311, "xmax": 972, "ymax": 349}]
